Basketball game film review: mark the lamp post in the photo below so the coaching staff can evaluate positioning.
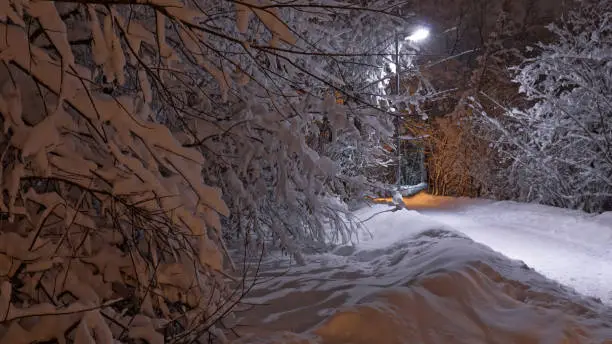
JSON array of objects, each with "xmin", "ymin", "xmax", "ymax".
[
  {"xmin": 395, "ymin": 31, "xmax": 402, "ymax": 187},
  {"xmin": 394, "ymin": 27, "xmax": 430, "ymax": 189}
]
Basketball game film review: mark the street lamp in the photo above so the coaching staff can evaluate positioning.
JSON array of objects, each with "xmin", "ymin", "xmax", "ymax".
[{"xmin": 406, "ymin": 27, "xmax": 430, "ymax": 42}]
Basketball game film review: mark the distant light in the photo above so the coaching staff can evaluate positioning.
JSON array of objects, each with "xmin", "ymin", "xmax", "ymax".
[
  {"xmin": 406, "ymin": 28, "xmax": 430, "ymax": 42},
  {"xmin": 390, "ymin": 107, "xmax": 397, "ymax": 112}
]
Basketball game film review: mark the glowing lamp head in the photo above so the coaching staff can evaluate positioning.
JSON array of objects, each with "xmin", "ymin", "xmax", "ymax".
[{"xmin": 407, "ymin": 28, "xmax": 430, "ymax": 42}]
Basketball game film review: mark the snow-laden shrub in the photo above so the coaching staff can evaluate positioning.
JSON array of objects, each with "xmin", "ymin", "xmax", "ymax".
[
  {"xmin": 477, "ymin": 0, "xmax": 612, "ymax": 212},
  {"xmin": 0, "ymin": 0, "xmax": 412, "ymax": 341}
]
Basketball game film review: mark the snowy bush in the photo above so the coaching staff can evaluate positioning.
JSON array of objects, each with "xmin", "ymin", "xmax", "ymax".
[
  {"xmin": 0, "ymin": 0, "xmax": 414, "ymax": 341},
  {"xmin": 477, "ymin": 0, "xmax": 612, "ymax": 212}
]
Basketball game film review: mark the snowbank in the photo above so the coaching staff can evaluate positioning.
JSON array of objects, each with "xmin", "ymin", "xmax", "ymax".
[
  {"xmin": 417, "ymin": 198, "xmax": 612, "ymax": 304},
  {"xmin": 232, "ymin": 205, "xmax": 612, "ymax": 343},
  {"xmin": 594, "ymin": 212, "xmax": 612, "ymax": 227},
  {"xmin": 397, "ymin": 182, "xmax": 428, "ymax": 197}
]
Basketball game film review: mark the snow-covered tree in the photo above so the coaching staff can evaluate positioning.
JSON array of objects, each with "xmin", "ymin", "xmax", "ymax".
[
  {"xmin": 414, "ymin": 0, "xmax": 570, "ymax": 199},
  {"xmin": 0, "ymin": 0, "xmax": 418, "ymax": 341},
  {"xmin": 477, "ymin": 0, "xmax": 612, "ymax": 212}
]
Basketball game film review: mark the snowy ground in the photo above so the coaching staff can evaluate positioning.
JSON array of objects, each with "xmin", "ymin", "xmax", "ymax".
[
  {"xmin": 414, "ymin": 197, "xmax": 612, "ymax": 305},
  {"xmin": 230, "ymin": 194, "xmax": 612, "ymax": 343}
]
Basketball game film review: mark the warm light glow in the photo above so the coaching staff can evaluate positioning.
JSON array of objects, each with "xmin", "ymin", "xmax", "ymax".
[
  {"xmin": 406, "ymin": 28, "xmax": 430, "ymax": 42},
  {"xmin": 369, "ymin": 192, "xmax": 460, "ymax": 210}
]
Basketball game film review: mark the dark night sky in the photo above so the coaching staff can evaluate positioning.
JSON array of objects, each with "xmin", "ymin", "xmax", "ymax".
[{"xmin": 397, "ymin": 0, "xmax": 574, "ymax": 118}]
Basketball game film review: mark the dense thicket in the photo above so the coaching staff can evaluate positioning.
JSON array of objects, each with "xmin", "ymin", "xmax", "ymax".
[
  {"xmin": 0, "ymin": 0, "xmax": 414, "ymax": 341},
  {"xmin": 475, "ymin": 1, "xmax": 612, "ymax": 212}
]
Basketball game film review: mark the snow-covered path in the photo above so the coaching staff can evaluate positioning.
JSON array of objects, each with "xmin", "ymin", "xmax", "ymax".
[
  {"xmin": 233, "ymin": 195, "xmax": 612, "ymax": 343},
  {"xmin": 407, "ymin": 197, "xmax": 612, "ymax": 304}
]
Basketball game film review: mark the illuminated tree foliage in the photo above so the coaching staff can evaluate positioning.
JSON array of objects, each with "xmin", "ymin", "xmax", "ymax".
[{"xmin": 0, "ymin": 0, "xmax": 413, "ymax": 341}]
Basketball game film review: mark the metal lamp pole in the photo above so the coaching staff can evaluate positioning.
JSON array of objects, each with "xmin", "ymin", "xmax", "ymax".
[{"xmin": 395, "ymin": 31, "xmax": 402, "ymax": 187}]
